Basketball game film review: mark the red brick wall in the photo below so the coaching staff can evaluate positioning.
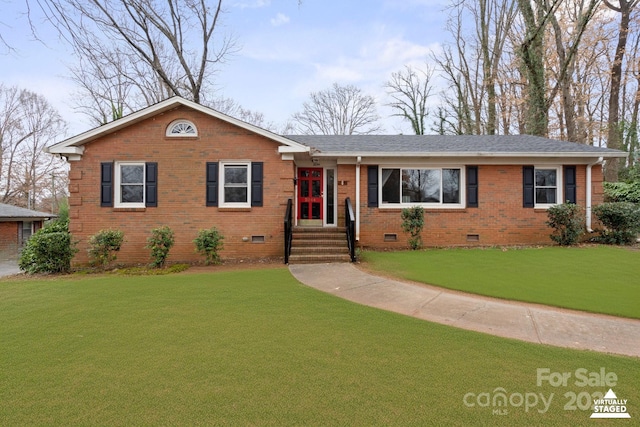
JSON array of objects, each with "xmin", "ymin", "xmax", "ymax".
[
  {"xmin": 68, "ymin": 106, "xmax": 296, "ymax": 265},
  {"xmin": 354, "ymin": 164, "xmax": 603, "ymax": 249},
  {"xmin": 0, "ymin": 222, "xmax": 18, "ymax": 255}
]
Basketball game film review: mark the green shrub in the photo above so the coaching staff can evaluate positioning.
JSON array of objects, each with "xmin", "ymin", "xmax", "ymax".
[
  {"xmin": 146, "ymin": 226, "xmax": 175, "ymax": 268},
  {"xmin": 56, "ymin": 198, "xmax": 70, "ymax": 224},
  {"xmin": 401, "ymin": 206, "xmax": 425, "ymax": 250},
  {"xmin": 603, "ymin": 181, "xmax": 640, "ymax": 204},
  {"xmin": 593, "ymin": 202, "xmax": 640, "ymax": 245},
  {"xmin": 18, "ymin": 218, "xmax": 77, "ymax": 274},
  {"xmin": 194, "ymin": 227, "xmax": 224, "ymax": 265},
  {"xmin": 88, "ymin": 229, "xmax": 125, "ymax": 268},
  {"xmin": 545, "ymin": 203, "xmax": 584, "ymax": 246}
]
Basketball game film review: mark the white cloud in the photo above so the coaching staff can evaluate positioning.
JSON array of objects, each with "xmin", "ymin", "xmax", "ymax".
[{"xmin": 270, "ymin": 13, "xmax": 290, "ymax": 27}]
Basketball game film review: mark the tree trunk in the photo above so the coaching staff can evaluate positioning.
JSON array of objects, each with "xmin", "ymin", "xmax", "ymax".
[{"xmin": 604, "ymin": 0, "xmax": 636, "ymax": 181}]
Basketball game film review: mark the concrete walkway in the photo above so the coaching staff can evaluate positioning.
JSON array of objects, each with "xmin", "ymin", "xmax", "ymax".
[{"xmin": 289, "ymin": 263, "xmax": 640, "ymax": 358}]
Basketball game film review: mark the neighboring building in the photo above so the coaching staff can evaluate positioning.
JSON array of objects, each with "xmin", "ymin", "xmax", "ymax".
[
  {"xmin": 0, "ymin": 203, "xmax": 55, "ymax": 258},
  {"xmin": 46, "ymin": 97, "xmax": 627, "ymax": 265}
]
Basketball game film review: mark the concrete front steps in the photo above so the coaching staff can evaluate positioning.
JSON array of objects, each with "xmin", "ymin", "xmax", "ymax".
[{"xmin": 288, "ymin": 227, "xmax": 353, "ymax": 264}]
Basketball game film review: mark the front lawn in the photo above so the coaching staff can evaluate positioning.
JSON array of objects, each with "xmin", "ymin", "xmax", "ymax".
[
  {"xmin": 362, "ymin": 246, "xmax": 640, "ymax": 319},
  {"xmin": 1, "ymin": 268, "xmax": 638, "ymax": 425}
]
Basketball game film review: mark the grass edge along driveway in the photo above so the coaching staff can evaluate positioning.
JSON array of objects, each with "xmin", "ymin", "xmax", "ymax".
[
  {"xmin": 361, "ymin": 245, "xmax": 640, "ymax": 319},
  {"xmin": 1, "ymin": 268, "xmax": 638, "ymax": 426}
]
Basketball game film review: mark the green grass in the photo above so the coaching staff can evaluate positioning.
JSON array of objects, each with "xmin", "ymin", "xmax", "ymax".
[
  {"xmin": 362, "ymin": 246, "xmax": 640, "ymax": 319},
  {"xmin": 1, "ymin": 268, "xmax": 638, "ymax": 426}
]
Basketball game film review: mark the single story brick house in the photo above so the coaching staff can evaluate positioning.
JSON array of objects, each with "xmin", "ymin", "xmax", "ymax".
[
  {"xmin": 0, "ymin": 203, "xmax": 55, "ymax": 258},
  {"xmin": 46, "ymin": 97, "xmax": 626, "ymax": 265}
]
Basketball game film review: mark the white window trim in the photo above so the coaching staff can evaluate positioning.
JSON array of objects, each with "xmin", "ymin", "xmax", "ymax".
[
  {"xmin": 166, "ymin": 119, "xmax": 198, "ymax": 137},
  {"xmin": 114, "ymin": 161, "xmax": 146, "ymax": 208},
  {"xmin": 219, "ymin": 161, "xmax": 251, "ymax": 208},
  {"xmin": 379, "ymin": 166, "xmax": 465, "ymax": 209},
  {"xmin": 534, "ymin": 165, "xmax": 562, "ymax": 209}
]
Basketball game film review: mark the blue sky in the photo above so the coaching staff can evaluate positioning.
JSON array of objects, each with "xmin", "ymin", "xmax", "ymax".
[{"xmin": 2, "ymin": 0, "xmax": 449, "ymax": 136}]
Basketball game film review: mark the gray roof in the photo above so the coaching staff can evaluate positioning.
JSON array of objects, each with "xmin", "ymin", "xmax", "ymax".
[
  {"xmin": 0, "ymin": 203, "xmax": 55, "ymax": 220},
  {"xmin": 286, "ymin": 135, "xmax": 626, "ymax": 157}
]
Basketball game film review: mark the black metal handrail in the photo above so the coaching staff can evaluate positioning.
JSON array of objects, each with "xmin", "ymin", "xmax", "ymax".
[
  {"xmin": 345, "ymin": 197, "xmax": 356, "ymax": 262},
  {"xmin": 284, "ymin": 198, "xmax": 293, "ymax": 264}
]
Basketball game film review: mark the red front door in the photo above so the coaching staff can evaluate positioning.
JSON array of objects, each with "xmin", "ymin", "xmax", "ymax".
[{"xmin": 298, "ymin": 168, "xmax": 323, "ymax": 222}]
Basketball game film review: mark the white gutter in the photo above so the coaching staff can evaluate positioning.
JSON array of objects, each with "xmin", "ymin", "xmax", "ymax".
[
  {"xmin": 355, "ymin": 156, "xmax": 361, "ymax": 241},
  {"xmin": 586, "ymin": 157, "xmax": 603, "ymax": 232}
]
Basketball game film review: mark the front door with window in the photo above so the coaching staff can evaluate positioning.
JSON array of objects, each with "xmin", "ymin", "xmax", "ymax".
[{"xmin": 298, "ymin": 168, "xmax": 323, "ymax": 226}]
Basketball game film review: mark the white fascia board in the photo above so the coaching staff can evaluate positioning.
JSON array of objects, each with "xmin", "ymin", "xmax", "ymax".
[
  {"xmin": 45, "ymin": 145, "xmax": 85, "ymax": 156},
  {"xmin": 334, "ymin": 155, "xmax": 619, "ymax": 166},
  {"xmin": 316, "ymin": 151, "xmax": 627, "ymax": 160},
  {"xmin": 278, "ymin": 145, "xmax": 310, "ymax": 153}
]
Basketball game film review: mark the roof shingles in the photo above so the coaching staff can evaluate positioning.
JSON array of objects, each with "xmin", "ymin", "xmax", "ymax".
[{"xmin": 286, "ymin": 135, "xmax": 625, "ymax": 156}]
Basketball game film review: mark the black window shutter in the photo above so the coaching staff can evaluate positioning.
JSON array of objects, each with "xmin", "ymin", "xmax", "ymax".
[
  {"xmin": 466, "ymin": 166, "xmax": 478, "ymax": 208},
  {"xmin": 367, "ymin": 165, "xmax": 378, "ymax": 207},
  {"xmin": 564, "ymin": 166, "xmax": 576, "ymax": 204},
  {"xmin": 206, "ymin": 162, "xmax": 218, "ymax": 206},
  {"xmin": 101, "ymin": 162, "xmax": 114, "ymax": 207},
  {"xmin": 251, "ymin": 162, "xmax": 263, "ymax": 207},
  {"xmin": 145, "ymin": 162, "xmax": 158, "ymax": 207},
  {"xmin": 523, "ymin": 166, "xmax": 535, "ymax": 208}
]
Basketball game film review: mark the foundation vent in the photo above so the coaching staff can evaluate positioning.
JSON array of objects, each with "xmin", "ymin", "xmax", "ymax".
[{"xmin": 384, "ymin": 233, "xmax": 398, "ymax": 242}]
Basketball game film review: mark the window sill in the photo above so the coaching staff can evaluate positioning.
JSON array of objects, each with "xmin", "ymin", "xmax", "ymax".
[
  {"xmin": 218, "ymin": 207, "xmax": 252, "ymax": 212},
  {"xmin": 113, "ymin": 207, "xmax": 147, "ymax": 212}
]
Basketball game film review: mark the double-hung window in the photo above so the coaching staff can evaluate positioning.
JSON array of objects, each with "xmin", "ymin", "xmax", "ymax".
[
  {"xmin": 381, "ymin": 167, "xmax": 462, "ymax": 207},
  {"xmin": 534, "ymin": 168, "xmax": 558, "ymax": 205},
  {"xmin": 221, "ymin": 162, "xmax": 250, "ymax": 207},
  {"xmin": 114, "ymin": 162, "xmax": 146, "ymax": 208},
  {"xmin": 102, "ymin": 161, "xmax": 157, "ymax": 208},
  {"xmin": 524, "ymin": 166, "xmax": 561, "ymax": 208},
  {"xmin": 206, "ymin": 161, "xmax": 263, "ymax": 208}
]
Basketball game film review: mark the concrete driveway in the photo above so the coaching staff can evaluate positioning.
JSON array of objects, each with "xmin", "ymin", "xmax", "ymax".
[{"xmin": 0, "ymin": 259, "xmax": 21, "ymax": 278}]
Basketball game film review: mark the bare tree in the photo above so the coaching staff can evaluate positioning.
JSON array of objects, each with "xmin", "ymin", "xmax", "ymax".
[
  {"xmin": 0, "ymin": 85, "xmax": 67, "ymax": 210},
  {"xmin": 68, "ymin": 48, "xmax": 138, "ymax": 126},
  {"xmin": 604, "ymin": 0, "xmax": 639, "ymax": 180},
  {"xmin": 208, "ymin": 97, "xmax": 277, "ymax": 131},
  {"xmin": 435, "ymin": 5, "xmax": 482, "ymax": 135},
  {"xmin": 291, "ymin": 83, "xmax": 383, "ymax": 135},
  {"xmin": 32, "ymin": 0, "xmax": 235, "ymax": 119},
  {"xmin": 478, "ymin": 0, "xmax": 517, "ymax": 135},
  {"xmin": 435, "ymin": 0, "xmax": 517, "ymax": 135},
  {"xmin": 385, "ymin": 64, "xmax": 435, "ymax": 135},
  {"xmin": 517, "ymin": 0, "xmax": 599, "ymax": 136}
]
